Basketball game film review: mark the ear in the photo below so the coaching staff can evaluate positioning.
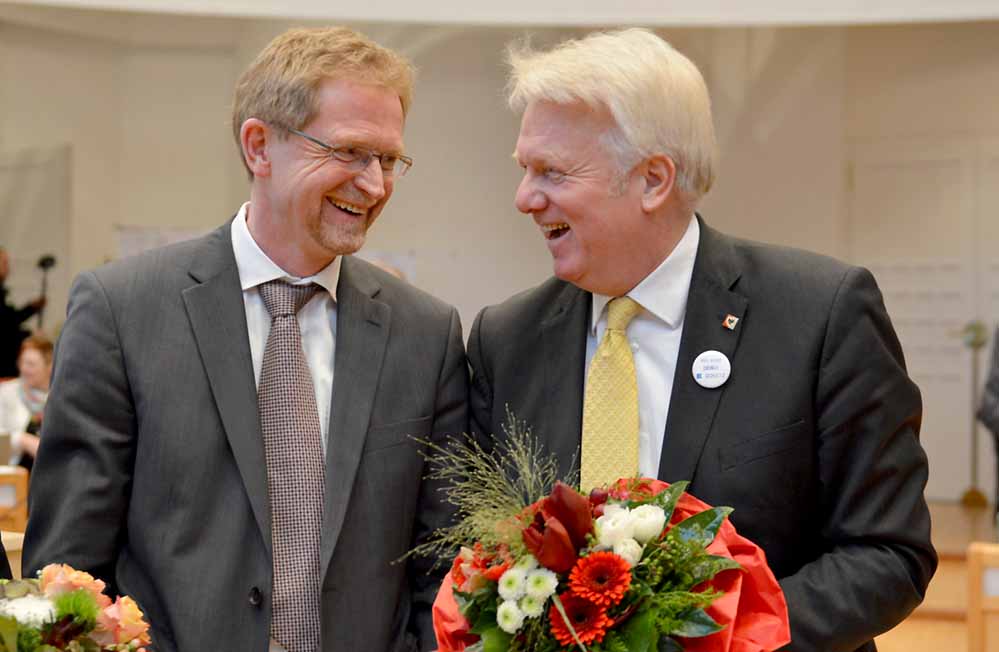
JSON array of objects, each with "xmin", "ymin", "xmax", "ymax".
[
  {"xmin": 639, "ymin": 154, "xmax": 676, "ymax": 213},
  {"xmin": 240, "ymin": 118, "xmax": 272, "ymax": 178}
]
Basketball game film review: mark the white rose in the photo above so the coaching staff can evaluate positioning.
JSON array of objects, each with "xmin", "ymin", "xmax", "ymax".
[
  {"xmin": 596, "ymin": 508, "xmax": 635, "ymax": 548},
  {"xmin": 613, "ymin": 538, "xmax": 644, "ymax": 567},
  {"xmin": 630, "ymin": 504, "xmax": 667, "ymax": 544},
  {"xmin": 525, "ymin": 568, "xmax": 559, "ymax": 599},
  {"xmin": 602, "ymin": 503, "xmax": 627, "ymax": 518},
  {"xmin": 496, "ymin": 600, "xmax": 526, "ymax": 634},
  {"xmin": 498, "ymin": 567, "xmax": 527, "ymax": 601}
]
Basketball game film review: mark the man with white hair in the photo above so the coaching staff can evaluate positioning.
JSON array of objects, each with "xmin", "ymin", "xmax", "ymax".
[{"xmin": 469, "ymin": 28, "xmax": 935, "ymax": 651}]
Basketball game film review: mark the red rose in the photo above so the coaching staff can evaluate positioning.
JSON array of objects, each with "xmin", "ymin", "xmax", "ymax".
[{"xmin": 522, "ymin": 481, "xmax": 595, "ymax": 573}]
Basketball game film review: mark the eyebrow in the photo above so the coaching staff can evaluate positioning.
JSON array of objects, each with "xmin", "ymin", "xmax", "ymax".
[{"xmin": 322, "ymin": 131, "xmax": 406, "ymax": 157}]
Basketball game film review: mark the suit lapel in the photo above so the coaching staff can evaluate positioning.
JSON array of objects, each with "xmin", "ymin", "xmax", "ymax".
[
  {"xmin": 658, "ymin": 218, "xmax": 747, "ymax": 484},
  {"xmin": 541, "ymin": 283, "xmax": 589, "ymax": 480},
  {"xmin": 182, "ymin": 224, "xmax": 270, "ymax": 549},
  {"xmin": 320, "ymin": 257, "xmax": 390, "ymax": 579}
]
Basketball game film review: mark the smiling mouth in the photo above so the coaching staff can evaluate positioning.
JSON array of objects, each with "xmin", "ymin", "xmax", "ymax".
[
  {"xmin": 541, "ymin": 223, "xmax": 570, "ymax": 240},
  {"xmin": 327, "ymin": 197, "xmax": 366, "ymax": 217}
]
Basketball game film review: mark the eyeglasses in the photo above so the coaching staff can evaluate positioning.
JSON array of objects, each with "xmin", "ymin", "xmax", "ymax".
[{"xmin": 286, "ymin": 127, "xmax": 413, "ymax": 178}]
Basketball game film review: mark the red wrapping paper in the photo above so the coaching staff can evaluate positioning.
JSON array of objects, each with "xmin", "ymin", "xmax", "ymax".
[{"xmin": 432, "ymin": 480, "xmax": 790, "ymax": 652}]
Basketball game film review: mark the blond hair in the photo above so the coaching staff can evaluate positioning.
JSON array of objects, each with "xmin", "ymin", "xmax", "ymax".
[
  {"xmin": 508, "ymin": 28, "xmax": 716, "ymax": 201},
  {"xmin": 232, "ymin": 26, "xmax": 415, "ymax": 175}
]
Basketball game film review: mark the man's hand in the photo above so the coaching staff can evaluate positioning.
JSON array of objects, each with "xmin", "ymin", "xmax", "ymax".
[{"xmin": 28, "ymin": 297, "xmax": 46, "ymax": 311}]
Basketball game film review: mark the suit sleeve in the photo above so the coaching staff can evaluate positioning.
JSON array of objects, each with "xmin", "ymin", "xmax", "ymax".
[
  {"xmin": 467, "ymin": 307, "xmax": 494, "ymax": 443},
  {"xmin": 409, "ymin": 307, "xmax": 469, "ymax": 652},
  {"xmin": 779, "ymin": 266, "xmax": 937, "ymax": 651},
  {"xmin": 977, "ymin": 327, "xmax": 999, "ymax": 434},
  {"xmin": 22, "ymin": 271, "xmax": 135, "ymax": 591}
]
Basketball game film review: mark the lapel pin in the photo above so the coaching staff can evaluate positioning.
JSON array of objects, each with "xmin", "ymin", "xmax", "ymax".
[
  {"xmin": 722, "ymin": 314, "xmax": 739, "ymax": 331},
  {"xmin": 692, "ymin": 350, "xmax": 731, "ymax": 389}
]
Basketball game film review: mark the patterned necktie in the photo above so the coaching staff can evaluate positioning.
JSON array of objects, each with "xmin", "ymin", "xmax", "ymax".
[
  {"xmin": 580, "ymin": 296, "xmax": 643, "ymax": 492},
  {"xmin": 258, "ymin": 280, "xmax": 325, "ymax": 652}
]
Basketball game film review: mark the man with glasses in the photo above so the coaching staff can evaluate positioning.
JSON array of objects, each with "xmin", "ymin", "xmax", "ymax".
[{"xmin": 24, "ymin": 27, "xmax": 466, "ymax": 652}]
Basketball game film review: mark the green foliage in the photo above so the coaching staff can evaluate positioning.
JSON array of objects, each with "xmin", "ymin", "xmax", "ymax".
[
  {"xmin": 509, "ymin": 617, "xmax": 559, "ymax": 652},
  {"xmin": 649, "ymin": 590, "xmax": 722, "ymax": 637},
  {"xmin": 657, "ymin": 637, "xmax": 684, "ymax": 652},
  {"xmin": 0, "ymin": 615, "xmax": 17, "ymax": 652},
  {"xmin": 456, "ymin": 585, "xmax": 500, "ymax": 636},
  {"xmin": 670, "ymin": 507, "xmax": 733, "ymax": 548},
  {"xmin": 688, "ymin": 555, "xmax": 741, "ymax": 588},
  {"xmin": 51, "ymin": 591, "xmax": 98, "ymax": 633},
  {"xmin": 478, "ymin": 626, "xmax": 512, "ymax": 652},
  {"xmin": 618, "ymin": 608, "xmax": 658, "ymax": 652},
  {"xmin": 16, "ymin": 626, "xmax": 41, "ymax": 652},
  {"xmin": 668, "ymin": 608, "xmax": 723, "ymax": 638},
  {"xmin": 406, "ymin": 410, "xmax": 577, "ymax": 563},
  {"xmin": 589, "ymin": 630, "xmax": 630, "ymax": 652},
  {"xmin": 0, "ymin": 583, "xmax": 37, "ymax": 601}
]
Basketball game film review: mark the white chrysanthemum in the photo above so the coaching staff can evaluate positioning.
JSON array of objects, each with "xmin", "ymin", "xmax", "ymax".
[
  {"xmin": 514, "ymin": 555, "xmax": 539, "ymax": 572},
  {"xmin": 525, "ymin": 568, "xmax": 558, "ymax": 599},
  {"xmin": 613, "ymin": 538, "xmax": 644, "ymax": 567},
  {"xmin": 0, "ymin": 595, "xmax": 56, "ymax": 629},
  {"xmin": 631, "ymin": 504, "xmax": 667, "ymax": 544},
  {"xmin": 519, "ymin": 593, "xmax": 546, "ymax": 618},
  {"xmin": 496, "ymin": 600, "xmax": 526, "ymax": 634},
  {"xmin": 498, "ymin": 567, "xmax": 527, "ymax": 601},
  {"xmin": 596, "ymin": 508, "xmax": 635, "ymax": 548}
]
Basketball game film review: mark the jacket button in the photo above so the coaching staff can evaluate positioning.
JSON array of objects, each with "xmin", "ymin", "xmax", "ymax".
[{"xmin": 248, "ymin": 587, "xmax": 263, "ymax": 607}]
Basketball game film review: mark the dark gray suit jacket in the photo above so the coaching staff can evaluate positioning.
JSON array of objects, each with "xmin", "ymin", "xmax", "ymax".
[
  {"xmin": 23, "ymin": 222, "xmax": 468, "ymax": 652},
  {"xmin": 468, "ymin": 217, "xmax": 936, "ymax": 652}
]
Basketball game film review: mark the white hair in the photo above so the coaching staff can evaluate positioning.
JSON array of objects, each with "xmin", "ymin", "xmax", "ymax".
[{"xmin": 507, "ymin": 28, "xmax": 716, "ymax": 201}]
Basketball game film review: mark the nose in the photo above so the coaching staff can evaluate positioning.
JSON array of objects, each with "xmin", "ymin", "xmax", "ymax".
[
  {"xmin": 514, "ymin": 173, "xmax": 547, "ymax": 215},
  {"xmin": 353, "ymin": 159, "xmax": 387, "ymax": 200}
]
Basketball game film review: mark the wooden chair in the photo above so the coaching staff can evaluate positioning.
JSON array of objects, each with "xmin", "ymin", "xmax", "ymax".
[
  {"xmin": 968, "ymin": 541, "xmax": 999, "ymax": 652},
  {"xmin": 0, "ymin": 466, "xmax": 27, "ymax": 532}
]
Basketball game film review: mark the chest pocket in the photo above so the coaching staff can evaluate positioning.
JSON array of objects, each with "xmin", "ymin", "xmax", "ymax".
[{"xmin": 719, "ymin": 419, "xmax": 808, "ymax": 471}]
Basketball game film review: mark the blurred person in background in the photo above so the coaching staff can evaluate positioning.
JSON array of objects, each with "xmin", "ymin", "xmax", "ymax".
[
  {"xmin": 0, "ymin": 247, "xmax": 46, "ymax": 378},
  {"xmin": 0, "ymin": 334, "xmax": 53, "ymax": 470},
  {"xmin": 977, "ymin": 324, "xmax": 999, "ymax": 521}
]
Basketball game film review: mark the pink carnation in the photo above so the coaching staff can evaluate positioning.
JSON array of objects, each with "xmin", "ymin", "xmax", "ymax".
[
  {"xmin": 38, "ymin": 564, "xmax": 112, "ymax": 608},
  {"xmin": 92, "ymin": 596, "xmax": 152, "ymax": 646}
]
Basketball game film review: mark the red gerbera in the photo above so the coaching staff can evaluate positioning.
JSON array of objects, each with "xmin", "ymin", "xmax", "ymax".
[
  {"xmin": 548, "ymin": 592, "xmax": 611, "ymax": 647},
  {"xmin": 569, "ymin": 551, "xmax": 632, "ymax": 607}
]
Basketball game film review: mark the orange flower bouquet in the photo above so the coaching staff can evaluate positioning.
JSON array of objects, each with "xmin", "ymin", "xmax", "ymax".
[
  {"xmin": 0, "ymin": 564, "xmax": 151, "ymax": 652},
  {"xmin": 415, "ymin": 416, "xmax": 790, "ymax": 652}
]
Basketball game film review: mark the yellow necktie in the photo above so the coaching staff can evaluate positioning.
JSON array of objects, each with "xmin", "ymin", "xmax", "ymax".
[{"xmin": 580, "ymin": 296, "xmax": 643, "ymax": 492}]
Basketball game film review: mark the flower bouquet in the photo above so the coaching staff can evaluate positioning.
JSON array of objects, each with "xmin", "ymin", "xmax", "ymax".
[
  {"xmin": 0, "ymin": 564, "xmax": 151, "ymax": 652},
  {"xmin": 415, "ymin": 415, "xmax": 789, "ymax": 652}
]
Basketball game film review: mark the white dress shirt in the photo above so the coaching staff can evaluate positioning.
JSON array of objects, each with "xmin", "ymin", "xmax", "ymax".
[
  {"xmin": 585, "ymin": 216, "xmax": 700, "ymax": 478},
  {"xmin": 0, "ymin": 378, "xmax": 43, "ymax": 464},
  {"xmin": 231, "ymin": 202, "xmax": 339, "ymax": 455}
]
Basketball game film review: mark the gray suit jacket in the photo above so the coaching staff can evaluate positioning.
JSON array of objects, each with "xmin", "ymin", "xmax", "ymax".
[
  {"xmin": 468, "ymin": 217, "xmax": 936, "ymax": 652},
  {"xmin": 23, "ymin": 222, "xmax": 467, "ymax": 652}
]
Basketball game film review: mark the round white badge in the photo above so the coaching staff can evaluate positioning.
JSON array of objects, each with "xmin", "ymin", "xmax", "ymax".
[{"xmin": 692, "ymin": 350, "xmax": 731, "ymax": 389}]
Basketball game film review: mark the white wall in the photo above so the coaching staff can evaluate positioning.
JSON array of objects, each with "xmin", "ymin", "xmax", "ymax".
[{"xmin": 2, "ymin": 5, "xmax": 998, "ymax": 500}]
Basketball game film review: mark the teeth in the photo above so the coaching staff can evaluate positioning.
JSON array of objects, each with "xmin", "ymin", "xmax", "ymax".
[
  {"xmin": 541, "ymin": 223, "xmax": 569, "ymax": 233},
  {"xmin": 330, "ymin": 198, "xmax": 364, "ymax": 215}
]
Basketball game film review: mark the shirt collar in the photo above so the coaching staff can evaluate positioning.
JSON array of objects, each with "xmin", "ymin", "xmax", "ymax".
[
  {"xmin": 231, "ymin": 202, "xmax": 340, "ymax": 299},
  {"xmin": 590, "ymin": 215, "xmax": 700, "ymax": 334}
]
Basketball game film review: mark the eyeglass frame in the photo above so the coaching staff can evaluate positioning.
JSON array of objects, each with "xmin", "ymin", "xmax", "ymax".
[{"xmin": 283, "ymin": 126, "xmax": 413, "ymax": 178}]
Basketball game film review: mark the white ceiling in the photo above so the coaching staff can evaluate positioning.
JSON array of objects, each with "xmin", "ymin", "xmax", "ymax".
[{"xmin": 4, "ymin": 0, "xmax": 999, "ymax": 26}]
